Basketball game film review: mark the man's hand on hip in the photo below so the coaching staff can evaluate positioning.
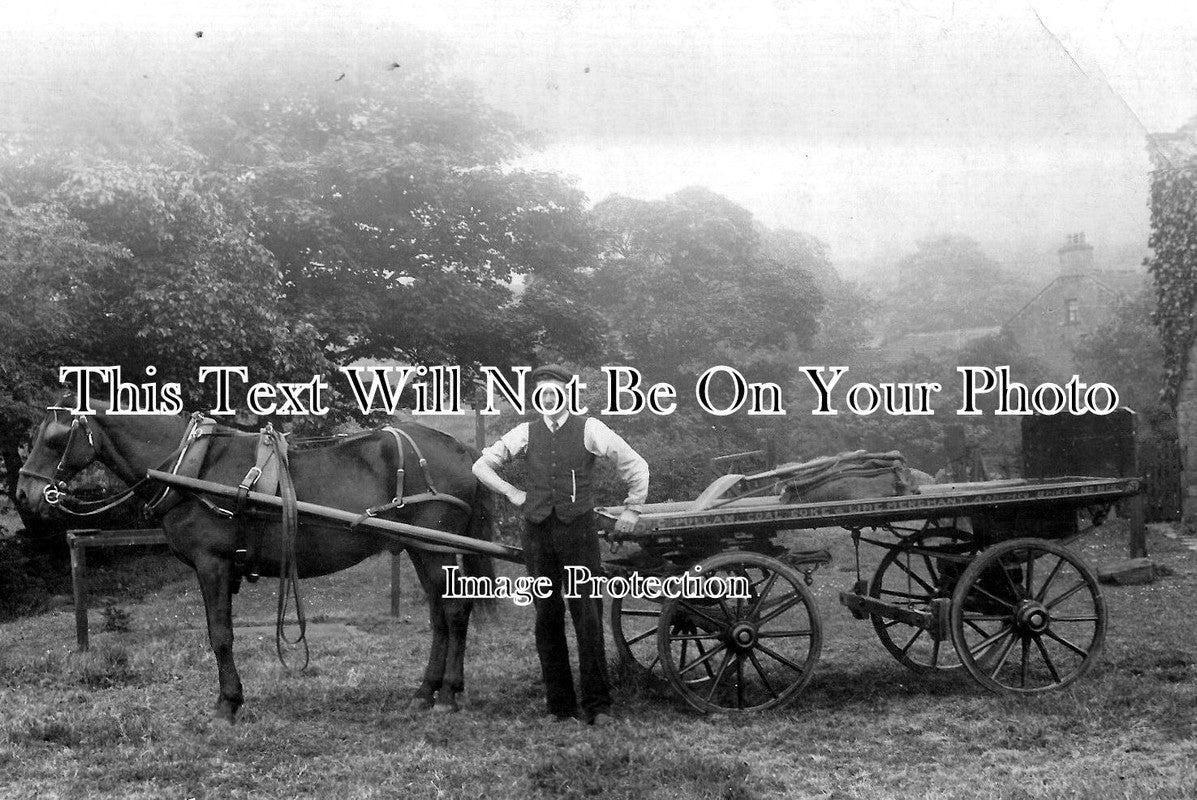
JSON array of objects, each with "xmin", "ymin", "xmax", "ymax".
[{"xmin": 506, "ymin": 488, "xmax": 527, "ymax": 507}]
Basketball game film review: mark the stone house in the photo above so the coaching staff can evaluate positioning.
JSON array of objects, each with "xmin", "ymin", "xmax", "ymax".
[{"xmin": 1002, "ymin": 232, "xmax": 1143, "ymax": 382}]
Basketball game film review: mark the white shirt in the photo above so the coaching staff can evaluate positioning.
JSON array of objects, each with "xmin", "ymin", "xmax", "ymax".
[{"xmin": 479, "ymin": 413, "xmax": 650, "ymax": 507}]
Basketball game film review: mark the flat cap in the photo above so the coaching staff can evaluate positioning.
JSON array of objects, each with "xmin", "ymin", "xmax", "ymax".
[{"xmin": 530, "ymin": 363, "xmax": 573, "ymax": 384}]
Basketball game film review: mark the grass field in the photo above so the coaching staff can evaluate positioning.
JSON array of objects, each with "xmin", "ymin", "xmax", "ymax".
[{"xmin": 2, "ymin": 518, "xmax": 1196, "ymax": 799}]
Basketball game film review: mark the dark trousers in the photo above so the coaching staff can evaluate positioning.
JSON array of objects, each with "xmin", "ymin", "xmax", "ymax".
[{"xmin": 522, "ymin": 511, "xmax": 611, "ymax": 719}]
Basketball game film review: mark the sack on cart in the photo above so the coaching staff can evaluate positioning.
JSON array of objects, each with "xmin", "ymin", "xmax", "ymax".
[{"xmin": 777, "ymin": 450, "xmax": 914, "ymax": 503}]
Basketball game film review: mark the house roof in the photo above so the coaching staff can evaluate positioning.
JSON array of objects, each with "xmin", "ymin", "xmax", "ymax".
[{"xmin": 1004, "ymin": 269, "xmax": 1146, "ymax": 326}]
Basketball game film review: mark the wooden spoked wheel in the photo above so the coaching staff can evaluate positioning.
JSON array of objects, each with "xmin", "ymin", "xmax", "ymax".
[
  {"xmin": 949, "ymin": 538, "xmax": 1107, "ymax": 694},
  {"xmin": 610, "ymin": 593, "xmax": 665, "ymax": 677},
  {"xmin": 657, "ymin": 552, "xmax": 822, "ymax": 713},
  {"xmin": 869, "ymin": 527, "xmax": 980, "ymax": 673}
]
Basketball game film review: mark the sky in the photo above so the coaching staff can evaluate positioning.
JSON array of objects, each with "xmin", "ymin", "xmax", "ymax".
[{"xmin": 4, "ymin": 0, "xmax": 1197, "ymax": 276}]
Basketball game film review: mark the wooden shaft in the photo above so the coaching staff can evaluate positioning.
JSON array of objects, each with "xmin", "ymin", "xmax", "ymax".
[{"xmin": 145, "ymin": 469, "xmax": 524, "ymax": 563}]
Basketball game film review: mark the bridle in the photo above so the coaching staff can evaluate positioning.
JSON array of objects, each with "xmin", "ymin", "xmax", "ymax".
[
  {"xmin": 17, "ymin": 405, "xmax": 186, "ymax": 517},
  {"xmin": 16, "ymin": 407, "xmax": 110, "ymax": 509}
]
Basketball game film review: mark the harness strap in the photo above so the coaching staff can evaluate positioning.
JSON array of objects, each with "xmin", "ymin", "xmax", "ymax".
[
  {"xmin": 268, "ymin": 425, "xmax": 309, "ymax": 671},
  {"xmin": 21, "ymin": 415, "xmax": 143, "ymax": 516},
  {"xmin": 233, "ymin": 430, "xmax": 284, "ymax": 583},
  {"xmin": 144, "ymin": 413, "xmax": 219, "ymax": 516},
  {"xmin": 348, "ymin": 426, "xmax": 470, "ymax": 530}
]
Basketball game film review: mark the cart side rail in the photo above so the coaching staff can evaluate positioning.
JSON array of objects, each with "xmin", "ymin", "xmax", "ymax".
[{"xmin": 599, "ymin": 476, "xmax": 1142, "ymax": 539}]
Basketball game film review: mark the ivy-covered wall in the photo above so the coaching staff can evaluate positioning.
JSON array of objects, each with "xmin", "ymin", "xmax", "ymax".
[{"xmin": 1146, "ymin": 127, "xmax": 1197, "ymax": 525}]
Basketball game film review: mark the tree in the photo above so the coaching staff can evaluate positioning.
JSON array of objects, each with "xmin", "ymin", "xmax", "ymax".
[
  {"xmin": 880, "ymin": 235, "xmax": 1036, "ymax": 339},
  {"xmin": 0, "ymin": 44, "xmax": 609, "ymax": 434},
  {"xmin": 779, "ymin": 331, "xmax": 1047, "ymax": 474},
  {"xmin": 1074, "ymin": 283, "xmax": 1168, "ymax": 423},
  {"xmin": 0, "ymin": 155, "xmax": 337, "ymax": 414},
  {"xmin": 0, "ymin": 199, "xmax": 125, "ymax": 512},
  {"xmin": 590, "ymin": 188, "xmax": 825, "ymax": 390},
  {"xmin": 761, "ymin": 226, "xmax": 873, "ymax": 363},
  {"xmin": 177, "ymin": 68, "xmax": 606, "ymax": 379}
]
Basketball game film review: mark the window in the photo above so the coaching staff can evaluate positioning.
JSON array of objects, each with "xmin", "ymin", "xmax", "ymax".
[{"xmin": 1065, "ymin": 298, "xmax": 1079, "ymax": 325}]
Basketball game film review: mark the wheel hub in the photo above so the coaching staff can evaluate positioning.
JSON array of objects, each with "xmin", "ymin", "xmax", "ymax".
[
  {"xmin": 728, "ymin": 621, "xmax": 757, "ymax": 649},
  {"xmin": 1014, "ymin": 600, "xmax": 1050, "ymax": 634}
]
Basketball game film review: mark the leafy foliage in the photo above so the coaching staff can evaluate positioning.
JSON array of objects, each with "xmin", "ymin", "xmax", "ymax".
[
  {"xmin": 590, "ymin": 187, "xmax": 825, "ymax": 390},
  {"xmin": 0, "ymin": 50, "xmax": 611, "ymax": 438},
  {"xmin": 1074, "ymin": 283, "xmax": 1167, "ymax": 422},
  {"xmin": 879, "ymin": 235, "xmax": 1036, "ymax": 339},
  {"xmin": 1145, "ymin": 123, "xmax": 1197, "ymax": 408},
  {"xmin": 777, "ymin": 332, "xmax": 1046, "ymax": 474},
  {"xmin": 0, "ymin": 538, "xmax": 55, "ymax": 620},
  {"xmin": 0, "ymin": 200, "xmax": 127, "ymax": 507},
  {"xmin": 177, "ymin": 69, "xmax": 604, "ymax": 376},
  {"xmin": 49, "ymin": 161, "xmax": 334, "ymax": 408}
]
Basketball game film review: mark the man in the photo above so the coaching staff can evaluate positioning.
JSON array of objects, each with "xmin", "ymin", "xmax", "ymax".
[{"xmin": 472, "ymin": 364, "xmax": 648, "ymax": 726}]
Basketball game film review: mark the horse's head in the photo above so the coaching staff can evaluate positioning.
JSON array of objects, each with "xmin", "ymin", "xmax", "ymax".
[{"xmin": 16, "ymin": 405, "xmax": 103, "ymax": 518}]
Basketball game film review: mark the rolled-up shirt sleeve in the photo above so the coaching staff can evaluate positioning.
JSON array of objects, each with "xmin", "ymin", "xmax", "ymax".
[
  {"xmin": 478, "ymin": 421, "xmax": 530, "ymax": 468},
  {"xmin": 584, "ymin": 418, "xmax": 649, "ymax": 507}
]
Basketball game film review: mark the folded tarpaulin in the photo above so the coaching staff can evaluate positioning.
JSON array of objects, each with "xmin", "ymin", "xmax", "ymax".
[{"xmin": 774, "ymin": 450, "xmax": 915, "ymax": 503}]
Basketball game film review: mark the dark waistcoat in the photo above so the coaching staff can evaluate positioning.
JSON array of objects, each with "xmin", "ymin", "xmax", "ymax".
[{"xmin": 524, "ymin": 414, "xmax": 595, "ymax": 523}]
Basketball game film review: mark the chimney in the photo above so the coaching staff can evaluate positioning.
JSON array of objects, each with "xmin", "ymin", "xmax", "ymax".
[{"xmin": 1058, "ymin": 232, "xmax": 1093, "ymax": 276}]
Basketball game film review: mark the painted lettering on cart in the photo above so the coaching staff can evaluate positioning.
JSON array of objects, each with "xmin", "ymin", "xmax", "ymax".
[{"xmin": 643, "ymin": 480, "xmax": 1136, "ymax": 533}]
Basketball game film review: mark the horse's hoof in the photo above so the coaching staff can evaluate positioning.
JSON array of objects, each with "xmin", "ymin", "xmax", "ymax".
[
  {"xmin": 434, "ymin": 688, "xmax": 461, "ymax": 713},
  {"xmin": 212, "ymin": 707, "xmax": 237, "ymax": 726},
  {"xmin": 406, "ymin": 695, "xmax": 436, "ymax": 713}
]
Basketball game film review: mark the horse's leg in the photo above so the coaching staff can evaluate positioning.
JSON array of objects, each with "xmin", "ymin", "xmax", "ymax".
[
  {"xmin": 194, "ymin": 552, "xmax": 243, "ymax": 724},
  {"xmin": 403, "ymin": 547, "xmax": 443, "ymax": 712},
  {"xmin": 434, "ymin": 590, "xmax": 474, "ymax": 714},
  {"xmin": 416, "ymin": 549, "xmax": 473, "ymax": 715}
]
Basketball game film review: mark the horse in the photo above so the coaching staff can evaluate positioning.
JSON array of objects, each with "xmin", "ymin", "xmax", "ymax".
[{"xmin": 15, "ymin": 399, "xmax": 497, "ymax": 723}]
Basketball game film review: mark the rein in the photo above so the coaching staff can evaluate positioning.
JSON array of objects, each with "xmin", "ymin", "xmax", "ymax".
[
  {"xmin": 261, "ymin": 425, "xmax": 309, "ymax": 672},
  {"xmin": 23, "ymin": 407, "xmax": 469, "ymax": 673},
  {"xmin": 18, "ymin": 410, "xmax": 218, "ymax": 518}
]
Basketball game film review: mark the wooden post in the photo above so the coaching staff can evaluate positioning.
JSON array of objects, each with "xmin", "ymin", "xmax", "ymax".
[
  {"xmin": 1127, "ymin": 414, "xmax": 1148, "ymax": 559},
  {"xmin": 1127, "ymin": 494, "xmax": 1148, "ymax": 558},
  {"xmin": 65, "ymin": 528, "xmax": 170, "ymax": 652},
  {"xmin": 474, "ymin": 405, "xmax": 486, "ymax": 450},
  {"xmin": 390, "ymin": 551, "xmax": 403, "ymax": 617},
  {"xmin": 69, "ymin": 535, "xmax": 89, "ymax": 651}
]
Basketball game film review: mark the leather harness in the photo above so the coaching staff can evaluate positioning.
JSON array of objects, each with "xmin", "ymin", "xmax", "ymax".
[
  {"xmin": 350, "ymin": 426, "xmax": 472, "ymax": 527},
  {"xmin": 31, "ymin": 410, "xmax": 476, "ymax": 673},
  {"xmin": 145, "ymin": 420, "xmax": 472, "ymax": 587}
]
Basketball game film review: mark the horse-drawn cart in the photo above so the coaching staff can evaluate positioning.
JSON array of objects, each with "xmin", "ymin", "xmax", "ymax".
[
  {"xmin": 33, "ymin": 404, "xmax": 1132, "ymax": 718},
  {"xmin": 596, "ymin": 465, "xmax": 1141, "ymax": 714},
  {"xmin": 149, "ymin": 457, "xmax": 1142, "ymax": 715}
]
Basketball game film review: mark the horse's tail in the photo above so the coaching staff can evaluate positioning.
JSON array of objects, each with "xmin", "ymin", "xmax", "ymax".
[{"xmin": 464, "ymin": 481, "xmax": 499, "ymax": 610}]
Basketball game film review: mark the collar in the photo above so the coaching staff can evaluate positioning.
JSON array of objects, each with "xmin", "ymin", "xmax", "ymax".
[{"xmin": 542, "ymin": 411, "xmax": 569, "ymax": 430}]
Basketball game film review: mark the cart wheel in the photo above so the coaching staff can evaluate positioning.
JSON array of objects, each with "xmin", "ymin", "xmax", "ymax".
[
  {"xmin": 657, "ymin": 552, "xmax": 822, "ymax": 712},
  {"xmin": 610, "ymin": 594, "xmax": 665, "ymax": 676},
  {"xmin": 950, "ymin": 537, "xmax": 1106, "ymax": 694},
  {"xmin": 869, "ymin": 527, "xmax": 980, "ymax": 673}
]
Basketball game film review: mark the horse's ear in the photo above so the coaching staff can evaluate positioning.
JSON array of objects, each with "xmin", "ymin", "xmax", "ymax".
[{"xmin": 44, "ymin": 388, "xmax": 76, "ymax": 411}]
